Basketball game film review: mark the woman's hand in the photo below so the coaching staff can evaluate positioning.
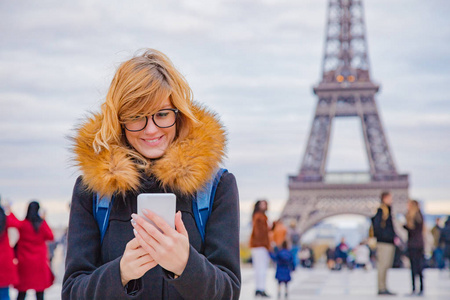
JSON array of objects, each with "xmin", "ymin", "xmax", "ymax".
[
  {"xmin": 120, "ymin": 238, "xmax": 157, "ymax": 286},
  {"xmin": 131, "ymin": 210, "xmax": 189, "ymax": 277}
]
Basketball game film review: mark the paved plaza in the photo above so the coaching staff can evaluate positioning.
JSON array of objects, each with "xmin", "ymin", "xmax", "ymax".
[
  {"xmin": 8, "ymin": 265, "xmax": 450, "ymax": 299},
  {"xmin": 240, "ymin": 265, "xmax": 450, "ymax": 300}
]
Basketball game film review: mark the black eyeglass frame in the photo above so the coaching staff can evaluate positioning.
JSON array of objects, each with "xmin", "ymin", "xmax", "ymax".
[{"xmin": 123, "ymin": 108, "xmax": 179, "ymax": 132}]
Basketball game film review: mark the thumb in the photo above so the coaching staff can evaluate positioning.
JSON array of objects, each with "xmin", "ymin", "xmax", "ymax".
[{"xmin": 175, "ymin": 211, "xmax": 188, "ymax": 237}]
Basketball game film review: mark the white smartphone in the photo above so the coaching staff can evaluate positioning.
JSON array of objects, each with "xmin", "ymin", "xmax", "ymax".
[{"xmin": 137, "ymin": 193, "xmax": 176, "ymax": 230}]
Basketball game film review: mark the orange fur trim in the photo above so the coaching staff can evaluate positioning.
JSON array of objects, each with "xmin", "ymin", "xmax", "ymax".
[
  {"xmin": 71, "ymin": 104, "xmax": 226, "ymax": 196},
  {"xmin": 152, "ymin": 104, "xmax": 226, "ymax": 195}
]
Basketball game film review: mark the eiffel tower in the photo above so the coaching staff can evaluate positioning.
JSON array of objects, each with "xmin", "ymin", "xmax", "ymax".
[{"xmin": 281, "ymin": 0, "xmax": 409, "ymax": 235}]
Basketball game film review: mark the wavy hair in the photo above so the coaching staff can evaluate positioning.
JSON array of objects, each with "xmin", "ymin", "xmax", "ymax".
[
  {"xmin": 406, "ymin": 199, "xmax": 423, "ymax": 230},
  {"xmin": 0, "ymin": 206, "xmax": 6, "ymax": 237},
  {"xmin": 93, "ymin": 49, "xmax": 198, "ymax": 165},
  {"xmin": 252, "ymin": 199, "xmax": 268, "ymax": 218}
]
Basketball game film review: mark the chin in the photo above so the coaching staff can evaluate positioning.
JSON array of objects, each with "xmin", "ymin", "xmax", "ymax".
[{"xmin": 143, "ymin": 150, "xmax": 165, "ymax": 159}]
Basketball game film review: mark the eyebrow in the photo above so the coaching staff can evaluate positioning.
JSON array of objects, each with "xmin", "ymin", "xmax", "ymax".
[{"xmin": 159, "ymin": 105, "xmax": 175, "ymax": 109}]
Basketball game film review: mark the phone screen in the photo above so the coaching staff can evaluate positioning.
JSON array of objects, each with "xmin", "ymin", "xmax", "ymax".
[{"xmin": 137, "ymin": 193, "xmax": 176, "ymax": 230}]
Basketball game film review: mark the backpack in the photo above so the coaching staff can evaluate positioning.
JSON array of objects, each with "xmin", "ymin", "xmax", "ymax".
[{"xmin": 93, "ymin": 168, "xmax": 227, "ymax": 244}]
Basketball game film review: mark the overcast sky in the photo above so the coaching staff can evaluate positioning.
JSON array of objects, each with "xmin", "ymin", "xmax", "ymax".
[{"xmin": 1, "ymin": 0, "xmax": 449, "ymax": 227}]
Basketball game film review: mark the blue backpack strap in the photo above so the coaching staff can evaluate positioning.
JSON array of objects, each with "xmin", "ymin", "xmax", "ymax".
[
  {"xmin": 93, "ymin": 193, "xmax": 114, "ymax": 244},
  {"xmin": 193, "ymin": 168, "xmax": 227, "ymax": 243}
]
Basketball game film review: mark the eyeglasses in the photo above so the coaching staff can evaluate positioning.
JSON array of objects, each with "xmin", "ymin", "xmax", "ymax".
[{"xmin": 123, "ymin": 109, "xmax": 179, "ymax": 132}]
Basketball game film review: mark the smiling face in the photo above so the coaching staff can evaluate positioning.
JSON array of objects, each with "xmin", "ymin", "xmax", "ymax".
[{"xmin": 124, "ymin": 97, "xmax": 177, "ymax": 159}]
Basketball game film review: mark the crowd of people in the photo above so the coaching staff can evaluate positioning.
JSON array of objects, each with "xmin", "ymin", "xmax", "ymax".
[
  {"xmin": 325, "ymin": 238, "xmax": 372, "ymax": 271},
  {"xmin": 249, "ymin": 200, "xmax": 297, "ymax": 299},
  {"xmin": 1, "ymin": 195, "xmax": 450, "ymax": 300},
  {"xmin": 0, "ymin": 201, "xmax": 55, "ymax": 300},
  {"xmin": 249, "ymin": 192, "xmax": 450, "ymax": 298}
]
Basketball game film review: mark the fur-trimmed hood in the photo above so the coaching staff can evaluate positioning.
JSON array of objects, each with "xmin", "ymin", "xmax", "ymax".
[{"xmin": 72, "ymin": 104, "xmax": 226, "ymax": 197}]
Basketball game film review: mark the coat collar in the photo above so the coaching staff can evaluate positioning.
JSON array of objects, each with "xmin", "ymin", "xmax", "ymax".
[{"xmin": 72, "ymin": 104, "xmax": 226, "ymax": 197}]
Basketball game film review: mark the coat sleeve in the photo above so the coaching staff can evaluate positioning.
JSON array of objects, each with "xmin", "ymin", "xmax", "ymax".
[
  {"xmin": 62, "ymin": 177, "xmax": 142, "ymax": 300},
  {"xmin": 41, "ymin": 220, "xmax": 54, "ymax": 242},
  {"xmin": 166, "ymin": 171, "xmax": 241, "ymax": 300},
  {"xmin": 6, "ymin": 212, "xmax": 21, "ymax": 229}
]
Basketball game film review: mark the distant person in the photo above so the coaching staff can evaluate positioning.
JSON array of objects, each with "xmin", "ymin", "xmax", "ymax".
[
  {"xmin": 299, "ymin": 246, "xmax": 313, "ymax": 268},
  {"xmin": 63, "ymin": 49, "xmax": 241, "ymax": 299},
  {"xmin": 403, "ymin": 200, "xmax": 424, "ymax": 296},
  {"xmin": 250, "ymin": 200, "xmax": 271, "ymax": 298},
  {"xmin": 270, "ymin": 219, "xmax": 287, "ymax": 251},
  {"xmin": 354, "ymin": 240, "xmax": 371, "ymax": 270},
  {"xmin": 0, "ymin": 204, "xmax": 19, "ymax": 300},
  {"xmin": 309, "ymin": 247, "xmax": 315, "ymax": 268},
  {"xmin": 287, "ymin": 221, "xmax": 300, "ymax": 269},
  {"xmin": 371, "ymin": 191, "xmax": 400, "ymax": 295},
  {"xmin": 274, "ymin": 241, "xmax": 294, "ymax": 299},
  {"xmin": 346, "ymin": 248, "xmax": 356, "ymax": 270},
  {"xmin": 439, "ymin": 217, "xmax": 450, "ymax": 271},
  {"xmin": 325, "ymin": 246, "xmax": 335, "ymax": 270},
  {"xmin": 431, "ymin": 217, "xmax": 444, "ymax": 269},
  {"xmin": 9, "ymin": 201, "xmax": 54, "ymax": 300},
  {"xmin": 334, "ymin": 237, "xmax": 349, "ymax": 270}
]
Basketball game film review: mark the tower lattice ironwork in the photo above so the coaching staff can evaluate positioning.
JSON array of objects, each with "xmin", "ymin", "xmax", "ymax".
[{"xmin": 281, "ymin": 0, "xmax": 409, "ymax": 235}]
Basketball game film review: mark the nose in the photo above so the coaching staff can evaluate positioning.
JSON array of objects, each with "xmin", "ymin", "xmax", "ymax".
[{"xmin": 143, "ymin": 117, "xmax": 159, "ymax": 134}]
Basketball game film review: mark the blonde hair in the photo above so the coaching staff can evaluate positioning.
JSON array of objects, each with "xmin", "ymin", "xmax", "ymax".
[
  {"xmin": 406, "ymin": 199, "xmax": 422, "ymax": 230},
  {"xmin": 93, "ymin": 49, "xmax": 198, "ymax": 160}
]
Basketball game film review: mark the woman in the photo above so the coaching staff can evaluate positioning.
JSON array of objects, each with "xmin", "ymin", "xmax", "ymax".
[
  {"xmin": 62, "ymin": 49, "xmax": 241, "ymax": 300},
  {"xmin": 249, "ymin": 200, "xmax": 271, "ymax": 298},
  {"xmin": 403, "ymin": 200, "xmax": 424, "ymax": 296},
  {"xmin": 10, "ymin": 201, "xmax": 54, "ymax": 300},
  {"xmin": 0, "ymin": 205, "xmax": 19, "ymax": 300}
]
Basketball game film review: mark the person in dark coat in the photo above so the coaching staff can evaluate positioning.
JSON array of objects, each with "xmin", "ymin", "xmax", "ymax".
[
  {"xmin": 274, "ymin": 241, "xmax": 294, "ymax": 299},
  {"xmin": 0, "ymin": 205, "xmax": 19, "ymax": 300},
  {"xmin": 63, "ymin": 49, "xmax": 241, "ymax": 300},
  {"xmin": 431, "ymin": 218, "xmax": 444, "ymax": 269},
  {"xmin": 334, "ymin": 237, "xmax": 349, "ymax": 270},
  {"xmin": 439, "ymin": 217, "xmax": 450, "ymax": 271},
  {"xmin": 10, "ymin": 201, "xmax": 54, "ymax": 300},
  {"xmin": 325, "ymin": 246, "xmax": 335, "ymax": 270},
  {"xmin": 371, "ymin": 191, "xmax": 400, "ymax": 295},
  {"xmin": 403, "ymin": 200, "xmax": 424, "ymax": 295}
]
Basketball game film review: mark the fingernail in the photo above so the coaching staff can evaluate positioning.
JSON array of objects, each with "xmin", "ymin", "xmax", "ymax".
[
  {"xmin": 131, "ymin": 213, "xmax": 138, "ymax": 220},
  {"xmin": 130, "ymin": 219, "xmax": 136, "ymax": 226},
  {"xmin": 133, "ymin": 228, "xmax": 137, "ymax": 236},
  {"xmin": 142, "ymin": 208, "xmax": 150, "ymax": 215}
]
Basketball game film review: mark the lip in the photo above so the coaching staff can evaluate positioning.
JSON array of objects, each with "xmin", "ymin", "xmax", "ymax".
[{"xmin": 141, "ymin": 135, "xmax": 164, "ymax": 146}]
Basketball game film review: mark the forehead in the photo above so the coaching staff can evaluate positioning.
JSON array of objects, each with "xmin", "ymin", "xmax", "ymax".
[
  {"xmin": 123, "ymin": 96, "xmax": 172, "ymax": 118},
  {"xmin": 160, "ymin": 97, "xmax": 173, "ymax": 108}
]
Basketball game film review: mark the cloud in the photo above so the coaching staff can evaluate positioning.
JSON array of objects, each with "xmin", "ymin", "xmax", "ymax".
[{"xmin": 0, "ymin": 0, "xmax": 449, "ymax": 224}]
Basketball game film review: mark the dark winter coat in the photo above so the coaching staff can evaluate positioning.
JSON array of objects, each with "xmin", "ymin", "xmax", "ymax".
[
  {"xmin": 372, "ymin": 206, "xmax": 396, "ymax": 244},
  {"xmin": 439, "ymin": 219, "xmax": 450, "ymax": 258},
  {"xmin": 403, "ymin": 213, "xmax": 424, "ymax": 250},
  {"xmin": 62, "ymin": 104, "xmax": 241, "ymax": 300}
]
